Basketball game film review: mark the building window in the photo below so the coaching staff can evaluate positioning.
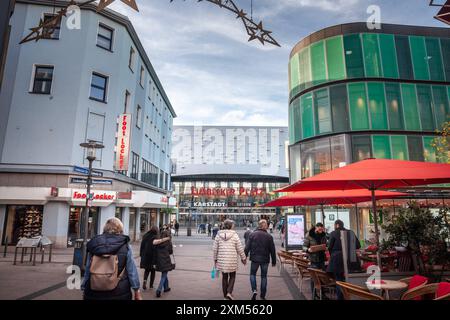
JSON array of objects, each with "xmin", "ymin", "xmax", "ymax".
[
  {"xmin": 344, "ymin": 34, "xmax": 365, "ymax": 78},
  {"xmin": 32, "ymin": 65, "xmax": 54, "ymax": 94},
  {"xmin": 131, "ymin": 152, "xmax": 140, "ymax": 179},
  {"xmin": 139, "ymin": 66, "xmax": 145, "ymax": 87},
  {"xmin": 407, "ymin": 136, "xmax": 424, "ymax": 161},
  {"xmin": 330, "ymin": 84, "xmax": 350, "ymax": 133},
  {"xmin": 136, "ymin": 105, "xmax": 142, "ymax": 129},
  {"xmin": 129, "ymin": 47, "xmax": 135, "ymax": 71},
  {"xmin": 159, "ymin": 169, "xmax": 165, "ymax": 189},
  {"xmin": 395, "ymin": 35, "xmax": 414, "ymax": 80},
  {"xmin": 352, "ymin": 135, "xmax": 372, "ymax": 162},
  {"xmin": 90, "ymin": 73, "xmax": 108, "ymax": 102},
  {"xmin": 124, "ymin": 90, "xmax": 131, "ymax": 113},
  {"xmin": 97, "ymin": 23, "xmax": 114, "ymax": 51},
  {"xmin": 43, "ymin": 14, "xmax": 61, "ymax": 40}
]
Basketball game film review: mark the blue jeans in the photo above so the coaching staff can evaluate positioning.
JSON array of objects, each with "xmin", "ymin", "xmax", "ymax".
[
  {"xmin": 157, "ymin": 271, "xmax": 169, "ymax": 293},
  {"xmin": 250, "ymin": 262, "xmax": 269, "ymax": 298}
]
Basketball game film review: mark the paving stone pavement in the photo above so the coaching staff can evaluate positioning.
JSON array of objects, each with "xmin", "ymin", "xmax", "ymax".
[{"xmin": 0, "ymin": 229, "xmax": 304, "ymax": 300}]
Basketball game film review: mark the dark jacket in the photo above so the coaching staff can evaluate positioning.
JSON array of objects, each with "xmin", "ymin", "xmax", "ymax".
[
  {"xmin": 155, "ymin": 240, "xmax": 174, "ymax": 272},
  {"xmin": 83, "ymin": 234, "xmax": 131, "ymax": 300},
  {"xmin": 175, "ymin": 223, "xmax": 180, "ymax": 230},
  {"xmin": 327, "ymin": 228, "xmax": 361, "ymax": 274},
  {"xmin": 303, "ymin": 228, "xmax": 327, "ymax": 264},
  {"xmin": 140, "ymin": 231, "xmax": 156, "ymax": 269},
  {"xmin": 244, "ymin": 230, "xmax": 252, "ymax": 245},
  {"xmin": 245, "ymin": 229, "xmax": 276, "ymax": 265}
]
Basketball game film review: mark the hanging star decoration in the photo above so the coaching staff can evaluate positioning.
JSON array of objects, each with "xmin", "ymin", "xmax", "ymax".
[
  {"xmin": 171, "ymin": 0, "xmax": 280, "ymax": 47},
  {"xmin": 20, "ymin": 0, "xmax": 280, "ymax": 47},
  {"xmin": 429, "ymin": 0, "xmax": 450, "ymax": 25},
  {"xmin": 20, "ymin": 0, "xmax": 139, "ymax": 44}
]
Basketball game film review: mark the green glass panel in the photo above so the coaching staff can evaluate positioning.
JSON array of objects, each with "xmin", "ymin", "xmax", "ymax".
[
  {"xmin": 352, "ymin": 135, "xmax": 372, "ymax": 162},
  {"xmin": 441, "ymin": 39, "xmax": 450, "ymax": 81},
  {"xmin": 391, "ymin": 136, "xmax": 408, "ymax": 160},
  {"xmin": 326, "ymin": 36, "xmax": 346, "ymax": 81},
  {"xmin": 362, "ymin": 34, "xmax": 382, "ymax": 77},
  {"xmin": 310, "ymin": 41, "xmax": 327, "ymax": 85},
  {"xmin": 314, "ymin": 89, "xmax": 332, "ymax": 135},
  {"xmin": 289, "ymin": 54, "xmax": 300, "ymax": 96},
  {"xmin": 289, "ymin": 101, "xmax": 295, "ymax": 144},
  {"xmin": 423, "ymin": 136, "xmax": 437, "ymax": 162},
  {"xmin": 416, "ymin": 85, "xmax": 435, "ymax": 131},
  {"xmin": 372, "ymin": 135, "xmax": 392, "ymax": 159},
  {"xmin": 330, "ymin": 84, "xmax": 350, "ymax": 132},
  {"xmin": 348, "ymin": 83, "xmax": 369, "ymax": 130},
  {"xmin": 385, "ymin": 83, "xmax": 404, "ymax": 130},
  {"xmin": 401, "ymin": 84, "xmax": 421, "ymax": 130},
  {"xmin": 432, "ymin": 86, "xmax": 450, "ymax": 129},
  {"xmin": 301, "ymin": 93, "xmax": 314, "ymax": 139},
  {"xmin": 367, "ymin": 82, "xmax": 388, "ymax": 130},
  {"xmin": 410, "ymin": 36, "xmax": 430, "ymax": 80},
  {"xmin": 344, "ymin": 34, "xmax": 365, "ymax": 78},
  {"xmin": 379, "ymin": 34, "xmax": 399, "ymax": 79},
  {"xmin": 292, "ymin": 98, "xmax": 302, "ymax": 143},
  {"xmin": 408, "ymin": 136, "xmax": 424, "ymax": 161},
  {"xmin": 395, "ymin": 35, "xmax": 414, "ymax": 80},
  {"xmin": 425, "ymin": 38, "xmax": 445, "ymax": 81},
  {"xmin": 299, "ymin": 47, "xmax": 312, "ymax": 90}
]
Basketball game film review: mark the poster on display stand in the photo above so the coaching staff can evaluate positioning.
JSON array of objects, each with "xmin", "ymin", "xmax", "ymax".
[{"xmin": 285, "ymin": 214, "xmax": 306, "ymax": 250}]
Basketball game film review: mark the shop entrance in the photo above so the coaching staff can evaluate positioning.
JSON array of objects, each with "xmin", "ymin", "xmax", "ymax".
[
  {"xmin": 2, "ymin": 205, "xmax": 43, "ymax": 245},
  {"xmin": 129, "ymin": 208, "xmax": 136, "ymax": 241},
  {"xmin": 67, "ymin": 206, "xmax": 99, "ymax": 247}
]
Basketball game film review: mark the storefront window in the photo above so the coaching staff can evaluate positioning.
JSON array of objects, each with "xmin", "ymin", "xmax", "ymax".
[
  {"xmin": 352, "ymin": 135, "xmax": 372, "ymax": 162},
  {"xmin": 140, "ymin": 210, "xmax": 150, "ymax": 233},
  {"xmin": 300, "ymin": 138, "xmax": 331, "ymax": 178},
  {"xmin": 372, "ymin": 135, "xmax": 392, "ymax": 159},
  {"xmin": 3, "ymin": 205, "xmax": 43, "ymax": 245},
  {"xmin": 289, "ymin": 144, "xmax": 301, "ymax": 183},
  {"xmin": 129, "ymin": 208, "xmax": 136, "ymax": 241},
  {"xmin": 407, "ymin": 136, "xmax": 424, "ymax": 161},
  {"xmin": 115, "ymin": 207, "xmax": 123, "ymax": 221},
  {"xmin": 331, "ymin": 135, "xmax": 348, "ymax": 169},
  {"xmin": 67, "ymin": 207, "xmax": 99, "ymax": 247}
]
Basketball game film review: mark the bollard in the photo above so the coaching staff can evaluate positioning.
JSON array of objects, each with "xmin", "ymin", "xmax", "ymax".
[{"xmin": 3, "ymin": 236, "xmax": 7, "ymax": 258}]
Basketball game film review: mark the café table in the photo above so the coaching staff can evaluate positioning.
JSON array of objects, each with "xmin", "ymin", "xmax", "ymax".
[{"xmin": 366, "ymin": 280, "xmax": 408, "ymax": 300}]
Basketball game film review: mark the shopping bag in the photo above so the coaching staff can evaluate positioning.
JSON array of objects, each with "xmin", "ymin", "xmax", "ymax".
[{"xmin": 211, "ymin": 267, "xmax": 216, "ymax": 279}]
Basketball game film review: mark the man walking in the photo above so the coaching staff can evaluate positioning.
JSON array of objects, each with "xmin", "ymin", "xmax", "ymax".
[
  {"xmin": 244, "ymin": 220, "xmax": 276, "ymax": 300},
  {"xmin": 174, "ymin": 221, "xmax": 180, "ymax": 236}
]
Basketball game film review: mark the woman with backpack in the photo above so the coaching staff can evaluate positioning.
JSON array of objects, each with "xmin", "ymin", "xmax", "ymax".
[
  {"xmin": 81, "ymin": 217, "xmax": 142, "ymax": 300},
  {"xmin": 153, "ymin": 230, "xmax": 175, "ymax": 298}
]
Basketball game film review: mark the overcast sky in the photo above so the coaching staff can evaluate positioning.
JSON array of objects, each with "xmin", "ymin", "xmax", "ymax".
[{"xmin": 108, "ymin": 0, "xmax": 447, "ymax": 127}]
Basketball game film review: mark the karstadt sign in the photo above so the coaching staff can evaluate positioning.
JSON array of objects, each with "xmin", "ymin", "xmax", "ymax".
[{"xmin": 171, "ymin": 126, "xmax": 289, "ymax": 177}]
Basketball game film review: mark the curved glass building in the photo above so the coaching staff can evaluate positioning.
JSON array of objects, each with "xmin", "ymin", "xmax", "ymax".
[{"xmin": 288, "ymin": 23, "xmax": 450, "ymax": 183}]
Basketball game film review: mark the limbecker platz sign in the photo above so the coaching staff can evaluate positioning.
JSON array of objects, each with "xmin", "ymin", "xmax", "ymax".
[{"xmin": 190, "ymin": 186, "xmax": 266, "ymax": 197}]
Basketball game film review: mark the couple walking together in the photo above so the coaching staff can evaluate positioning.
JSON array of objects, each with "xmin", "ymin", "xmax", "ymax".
[{"xmin": 213, "ymin": 219, "xmax": 276, "ymax": 300}]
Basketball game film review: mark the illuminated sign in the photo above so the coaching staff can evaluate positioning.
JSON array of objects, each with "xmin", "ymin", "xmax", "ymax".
[
  {"xmin": 72, "ymin": 190, "xmax": 116, "ymax": 201},
  {"xmin": 190, "ymin": 186, "xmax": 266, "ymax": 197},
  {"xmin": 286, "ymin": 215, "xmax": 305, "ymax": 248},
  {"xmin": 115, "ymin": 114, "xmax": 131, "ymax": 171}
]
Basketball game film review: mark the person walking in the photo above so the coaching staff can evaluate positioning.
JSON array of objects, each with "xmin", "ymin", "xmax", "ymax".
[
  {"xmin": 82, "ymin": 218, "xmax": 142, "ymax": 300},
  {"xmin": 243, "ymin": 227, "xmax": 252, "ymax": 246},
  {"xmin": 140, "ymin": 226, "xmax": 158, "ymax": 290},
  {"xmin": 212, "ymin": 224, "xmax": 219, "ymax": 239},
  {"xmin": 153, "ymin": 230, "xmax": 175, "ymax": 298},
  {"xmin": 245, "ymin": 220, "xmax": 276, "ymax": 300},
  {"xmin": 269, "ymin": 221, "xmax": 274, "ymax": 234},
  {"xmin": 207, "ymin": 223, "xmax": 212, "ymax": 237},
  {"xmin": 303, "ymin": 222, "xmax": 327, "ymax": 299},
  {"xmin": 174, "ymin": 221, "xmax": 180, "ymax": 236},
  {"xmin": 212, "ymin": 220, "xmax": 246, "ymax": 300},
  {"xmin": 327, "ymin": 219, "xmax": 361, "ymax": 300}
]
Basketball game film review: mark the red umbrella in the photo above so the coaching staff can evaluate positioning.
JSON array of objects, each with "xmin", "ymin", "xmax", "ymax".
[
  {"xmin": 264, "ymin": 189, "xmax": 407, "ymax": 225},
  {"xmin": 276, "ymin": 159, "xmax": 450, "ymax": 266}
]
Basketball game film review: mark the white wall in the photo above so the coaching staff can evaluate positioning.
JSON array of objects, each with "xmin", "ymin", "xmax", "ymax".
[{"xmin": 42, "ymin": 202, "xmax": 70, "ymax": 248}]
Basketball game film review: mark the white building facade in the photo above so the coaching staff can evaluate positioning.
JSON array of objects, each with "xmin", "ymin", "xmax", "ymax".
[{"xmin": 0, "ymin": 0, "xmax": 176, "ymax": 247}]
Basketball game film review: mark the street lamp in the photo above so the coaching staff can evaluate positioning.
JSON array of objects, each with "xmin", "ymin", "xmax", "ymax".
[{"xmin": 74, "ymin": 140, "xmax": 104, "ymax": 273}]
